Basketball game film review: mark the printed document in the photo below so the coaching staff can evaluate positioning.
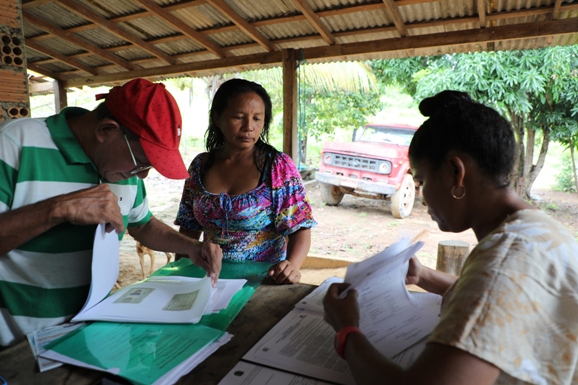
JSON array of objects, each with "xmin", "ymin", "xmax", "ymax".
[
  {"xmin": 219, "ymin": 361, "xmax": 334, "ymax": 385},
  {"xmin": 239, "ymin": 237, "xmax": 442, "ymax": 384},
  {"xmin": 72, "ymin": 225, "xmax": 247, "ymax": 323}
]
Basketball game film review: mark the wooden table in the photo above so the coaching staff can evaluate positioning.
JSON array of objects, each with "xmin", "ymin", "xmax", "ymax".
[{"xmin": 0, "ymin": 280, "xmax": 316, "ymax": 385}]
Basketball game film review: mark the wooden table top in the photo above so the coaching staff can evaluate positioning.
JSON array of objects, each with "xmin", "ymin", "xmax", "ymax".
[{"xmin": 0, "ymin": 280, "xmax": 316, "ymax": 385}]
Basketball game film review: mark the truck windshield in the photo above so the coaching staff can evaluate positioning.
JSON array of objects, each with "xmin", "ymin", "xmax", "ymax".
[{"xmin": 355, "ymin": 125, "xmax": 415, "ymax": 146}]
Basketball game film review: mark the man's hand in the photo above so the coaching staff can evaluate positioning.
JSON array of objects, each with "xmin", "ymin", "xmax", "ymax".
[
  {"xmin": 323, "ymin": 283, "xmax": 360, "ymax": 332},
  {"xmin": 189, "ymin": 242, "xmax": 223, "ymax": 286},
  {"xmin": 54, "ymin": 184, "xmax": 124, "ymax": 234},
  {"xmin": 268, "ymin": 260, "xmax": 301, "ymax": 284}
]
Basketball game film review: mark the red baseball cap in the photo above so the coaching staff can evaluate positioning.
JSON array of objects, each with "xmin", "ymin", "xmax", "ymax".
[{"xmin": 96, "ymin": 78, "xmax": 189, "ymax": 179}]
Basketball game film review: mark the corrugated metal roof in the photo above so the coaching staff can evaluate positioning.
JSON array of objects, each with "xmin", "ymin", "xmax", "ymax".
[{"xmin": 17, "ymin": 0, "xmax": 578, "ymax": 88}]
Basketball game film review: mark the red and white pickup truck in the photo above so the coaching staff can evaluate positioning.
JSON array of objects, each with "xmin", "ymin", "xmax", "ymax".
[{"xmin": 314, "ymin": 123, "xmax": 418, "ymax": 218}]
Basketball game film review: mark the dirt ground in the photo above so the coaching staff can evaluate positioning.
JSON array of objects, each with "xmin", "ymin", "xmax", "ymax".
[{"xmin": 117, "ymin": 171, "xmax": 578, "ymax": 287}]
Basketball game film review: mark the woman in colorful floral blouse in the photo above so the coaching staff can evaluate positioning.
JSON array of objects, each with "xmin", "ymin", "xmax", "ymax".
[{"xmin": 175, "ymin": 79, "xmax": 316, "ymax": 284}]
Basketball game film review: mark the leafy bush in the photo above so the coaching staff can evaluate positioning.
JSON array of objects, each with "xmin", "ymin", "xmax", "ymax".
[{"xmin": 554, "ymin": 151, "xmax": 577, "ymax": 193}]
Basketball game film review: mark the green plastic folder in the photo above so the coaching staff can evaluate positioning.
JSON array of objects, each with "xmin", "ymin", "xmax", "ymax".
[
  {"xmin": 45, "ymin": 322, "xmax": 225, "ymax": 385},
  {"xmin": 44, "ymin": 259, "xmax": 271, "ymax": 385},
  {"xmin": 151, "ymin": 259, "xmax": 271, "ymax": 330}
]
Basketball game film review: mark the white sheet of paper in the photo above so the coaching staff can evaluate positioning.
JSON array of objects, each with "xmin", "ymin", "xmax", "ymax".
[
  {"xmin": 340, "ymin": 238, "xmax": 423, "ymax": 298},
  {"xmin": 242, "ymin": 238, "xmax": 442, "ymax": 383},
  {"xmin": 26, "ymin": 323, "xmax": 85, "ymax": 372},
  {"xmin": 354, "ymin": 261, "xmax": 441, "ymax": 358},
  {"xmin": 295, "ymin": 276, "xmax": 344, "ymax": 313},
  {"xmin": 72, "ymin": 276, "xmax": 213, "ymax": 323},
  {"xmin": 75, "ymin": 223, "xmax": 120, "ymax": 315},
  {"xmin": 244, "ymin": 309, "xmax": 355, "ymax": 385},
  {"xmin": 209, "ymin": 278, "xmax": 248, "ymax": 313},
  {"xmin": 219, "ymin": 361, "xmax": 334, "ymax": 385}
]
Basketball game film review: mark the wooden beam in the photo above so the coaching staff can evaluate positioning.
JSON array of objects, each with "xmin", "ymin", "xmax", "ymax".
[
  {"xmin": 26, "ymin": 63, "xmax": 65, "ymax": 81},
  {"xmin": 28, "ymin": 1, "xmax": 383, "ymax": 40},
  {"xmin": 23, "ymin": 11, "xmax": 136, "ymax": 70},
  {"xmin": 381, "ymin": 0, "xmax": 408, "ymax": 37},
  {"xmin": 282, "ymin": 49, "xmax": 298, "ymax": 161},
  {"xmin": 477, "ymin": 0, "xmax": 487, "ymax": 28},
  {"xmin": 292, "ymin": 0, "xmax": 335, "ymax": 45},
  {"xmin": 29, "ymin": 15, "xmax": 472, "ymax": 72},
  {"xmin": 24, "ymin": 0, "xmax": 575, "ymax": 70},
  {"xmin": 207, "ymin": 0, "xmax": 275, "ymax": 52},
  {"xmin": 394, "ymin": 0, "xmax": 440, "ymax": 5},
  {"xmin": 28, "ymin": 80, "xmax": 55, "ymax": 93},
  {"xmin": 135, "ymin": 0, "xmax": 229, "ymax": 58},
  {"xmin": 25, "ymin": 40, "xmax": 99, "ymax": 75},
  {"xmin": 487, "ymin": 7, "xmax": 553, "ymax": 21},
  {"xmin": 65, "ymin": 50, "xmax": 284, "ymax": 87},
  {"xmin": 552, "ymin": 0, "xmax": 563, "ymax": 19},
  {"xmin": 25, "ymin": 0, "xmax": 578, "ymax": 49},
  {"xmin": 302, "ymin": 19, "xmax": 578, "ymax": 59},
  {"xmin": 91, "ymin": 0, "xmax": 209, "ymax": 24},
  {"xmin": 21, "ymin": 0, "xmax": 54, "ymax": 9},
  {"xmin": 55, "ymin": 0, "xmax": 176, "ymax": 65},
  {"xmin": 63, "ymin": 18, "xmax": 578, "ymax": 88},
  {"xmin": 301, "ymin": 255, "xmax": 351, "ymax": 269}
]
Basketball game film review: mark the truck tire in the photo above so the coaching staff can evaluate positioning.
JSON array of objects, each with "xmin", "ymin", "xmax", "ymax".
[
  {"xmin": 391, "ymin": 174, "xmax": 415, "ymax": 219},
  {"xmin": 320, "ymin": 183, "xmax": 344, "ymax": 206}
]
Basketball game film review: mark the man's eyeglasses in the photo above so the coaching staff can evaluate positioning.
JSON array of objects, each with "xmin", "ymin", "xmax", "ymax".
[{"xmin": 123, "ymin": 133, "xmax": 152, "ymax": 175}]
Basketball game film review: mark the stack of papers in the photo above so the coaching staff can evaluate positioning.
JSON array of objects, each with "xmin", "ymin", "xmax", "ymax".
[
  {"xmin": 72, "ymin": 275, "xmax": 246, "ymax": 324},
  {"xmin": 34, "ymin": 224, "xmax": 248, "ymax": 385},
  {"xmin": 69, "ymin": 224, "xmax": 246, "ymax": 324},
  {"xmin": 27, "ymin": 323, "xmax": 85, "ymax": 372},
  {"xmin": 222, "ymin": 237, "xmax": 442, "ymax": 385},
  {"xmin": 41, "ymin": 322, "xmax": 232, "ymax": 385}
]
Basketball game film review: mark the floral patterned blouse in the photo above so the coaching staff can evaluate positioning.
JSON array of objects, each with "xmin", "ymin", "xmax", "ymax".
[
  {"xmin": 429, "ymin": 209, "xmax": 578, "ymax": 385},
  {"xmin": 175, "ymin": 152, "xmax": 316, "ymax": 263}
]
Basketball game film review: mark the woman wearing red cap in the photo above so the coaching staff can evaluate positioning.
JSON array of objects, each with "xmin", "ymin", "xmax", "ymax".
[{"xmin": 175, "ymin": 78, "xmax": 316, "ymax": 284}]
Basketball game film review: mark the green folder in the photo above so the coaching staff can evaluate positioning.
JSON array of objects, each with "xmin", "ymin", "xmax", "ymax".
[
  {"xmin": 151, "ymin": 258, "xmax": 271, "ymax": 330},
  {"xmin": 44, "ymin": 259, "xmax": 271, "ymax": 384},
  {"xmin": 45, "ymin": 322, "xmax": 225, "ymax": 385}
]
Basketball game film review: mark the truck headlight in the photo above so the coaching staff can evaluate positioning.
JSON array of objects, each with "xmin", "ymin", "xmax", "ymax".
[
  {"xmin": 323, "ymin": 153, "xmax": 333, "ymax": 165},
  {"xmin": 378, "ymin": 161, "xmax": 391, "ymax": 174}
]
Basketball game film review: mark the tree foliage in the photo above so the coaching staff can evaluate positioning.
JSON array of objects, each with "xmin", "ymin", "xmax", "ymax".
[{"xmin": 372, "ymin": 47, "xmax": 578, "ymax": 197}]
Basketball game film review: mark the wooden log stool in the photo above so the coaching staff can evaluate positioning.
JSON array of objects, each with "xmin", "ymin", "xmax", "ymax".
[{"xmin": 436, "ymin": 240, "xmax": 470, "ymax": 276}]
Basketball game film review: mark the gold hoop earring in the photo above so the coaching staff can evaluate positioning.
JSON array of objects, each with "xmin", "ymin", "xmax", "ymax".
[{"xmin": 451, "ymin": 185, "xmax": 466, "ymax": 200}]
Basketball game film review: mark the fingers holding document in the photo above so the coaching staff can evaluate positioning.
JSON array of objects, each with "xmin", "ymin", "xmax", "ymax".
[
  {"xmin": 323, "ymin": 283, "xmax": 360, "ymax": 332},
  {"xmin": 192, "ymin": 241, "xmax": 223, "ymax": 286},
  {"xmin": 55, "ymin": 184, "xmax": 125, "ymax": 234}
]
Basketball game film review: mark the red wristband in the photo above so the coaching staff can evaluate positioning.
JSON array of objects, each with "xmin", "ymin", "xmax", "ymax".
[{"xmin": 334, "ymin": 326, "xmax": 362, "ymax": 359}]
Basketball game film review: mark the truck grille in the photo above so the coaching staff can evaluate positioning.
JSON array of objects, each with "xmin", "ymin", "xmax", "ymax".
[{"xmin": 334, "ymin": 154, "xmax": 378, "ymax": 172}]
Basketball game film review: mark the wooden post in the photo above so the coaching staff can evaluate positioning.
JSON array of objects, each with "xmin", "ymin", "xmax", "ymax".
[
  {"xmin": 436, "ymin": 240, "xmax": 470, "ymax": 276},
  {"xmin": 53, "ymin": 80, "xmax": 68, "ymax": 112},
  {"xmin": 282, "ymin": 48, "xmax": 298, "ymax": 161}
]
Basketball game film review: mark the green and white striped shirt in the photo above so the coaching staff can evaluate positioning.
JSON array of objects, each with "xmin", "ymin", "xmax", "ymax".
[{"xmin": 0, "ymin": 107, "xmax": 151, "ymax": 346}]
